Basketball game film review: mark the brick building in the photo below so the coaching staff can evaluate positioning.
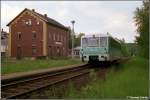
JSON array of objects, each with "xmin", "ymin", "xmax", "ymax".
[{"xmin": 7, "ymin": 8, "xmax": 71, "ymax": 58}]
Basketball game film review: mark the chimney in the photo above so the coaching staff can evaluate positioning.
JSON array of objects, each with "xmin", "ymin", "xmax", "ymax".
[
  {"xmin": 44, "ymin": 14, "xmax": 47, "ymax": 17},
  {"xmin": 32, "ymin": 9, "xmax": 35, "ymax": 12}
]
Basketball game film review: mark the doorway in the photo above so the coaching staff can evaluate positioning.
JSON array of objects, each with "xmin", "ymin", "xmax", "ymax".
[{"xmin": 17, "ymin": 46, "xmax": 22, "ymax": 59}]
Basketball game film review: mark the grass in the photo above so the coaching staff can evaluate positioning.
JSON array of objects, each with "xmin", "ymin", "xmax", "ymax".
[
  {"xmin": 65, "ymin": 57, "xmax": 149, "ymax": 99},
  {"xmin": 1, "ymin": 58, "xmax": 83, "ymax": 75}
]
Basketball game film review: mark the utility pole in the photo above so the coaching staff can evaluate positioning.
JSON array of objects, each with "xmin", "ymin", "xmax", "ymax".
[{"xmin": 71, "ymin": 20, "xmax": 75, "ymax": 59}]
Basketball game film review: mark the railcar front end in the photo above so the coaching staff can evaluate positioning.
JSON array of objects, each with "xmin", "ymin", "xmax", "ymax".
[{"xmin": 80, "ymin": 34, "xmax": 109, "ymax": 63}]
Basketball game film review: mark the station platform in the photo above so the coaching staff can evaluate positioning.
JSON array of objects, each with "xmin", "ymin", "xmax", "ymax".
[{"xmin": 1, "ymin": 63, "xmax": 86, "ymax": 82}]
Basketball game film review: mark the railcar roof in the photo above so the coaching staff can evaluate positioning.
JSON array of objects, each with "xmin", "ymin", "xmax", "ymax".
[
  {"xmin": 81, "ymin": 34, "xmax": 110, "ymax": 38},
  {"xmin": 81, "ymin": 33, "xmax": 121, "ymax": 44}
]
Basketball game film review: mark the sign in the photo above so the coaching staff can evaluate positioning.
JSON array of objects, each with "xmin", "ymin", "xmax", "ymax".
[{"xmin": 55, "ymin": 42, "xmax": 62, "ymax": 45}]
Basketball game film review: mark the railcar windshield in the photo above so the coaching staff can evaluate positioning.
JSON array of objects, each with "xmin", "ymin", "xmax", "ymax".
[
  {"xmin": 82, "ymin": 36, "xmax": 107, "ymax": 47},
  {"xmin": 88, "ymin": 37, "xmax": 99, "ymax": 47},
  {"xmin": 82, "ymin": 37, "xmax": 99, "ymax": 47},
  {"xmin": 99, "ymin": 37, "xmax": 107, "ymax": 47}
]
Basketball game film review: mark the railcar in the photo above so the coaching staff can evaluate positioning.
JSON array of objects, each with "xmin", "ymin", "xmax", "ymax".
[{"xmin": 80, "ymin": 34, "xmax": 123, "ymax": 63}]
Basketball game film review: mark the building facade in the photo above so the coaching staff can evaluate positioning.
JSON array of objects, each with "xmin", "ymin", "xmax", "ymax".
[
  {"xmin": 73, "ymin": 46, "xmax": 80, "ymax": 58},
  {"xmin": 7, "ymin": 8, "xmax": 70, "ymax": 58},
  {"xmin": 1, "ymin": 29, "xmax": 8, "ymax": 57}
]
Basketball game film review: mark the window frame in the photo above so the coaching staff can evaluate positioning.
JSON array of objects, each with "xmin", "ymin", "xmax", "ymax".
[
  {"xmin": 32, "ymin": 47, "xmax": 37, "ymax": 55},
  {"xmin": 53, "ymin": 34, "xmax": 55, "ymax": 41},
  {"xmin": 99, "ymin": 37, "xmax": 107, "ymax": 47},
  {"xmin": 17, "ymin": 32, "xmax": 21, "ymax": 40},
  {"xmin": 28, "ymin": 19, "xmax": 32, "ymax": 26},
  {"xmin": 32, "ymin": 31, "xmax": 37, "ymax": 40}
]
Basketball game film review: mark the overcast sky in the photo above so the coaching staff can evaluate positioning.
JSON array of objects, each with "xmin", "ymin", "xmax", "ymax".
[{"xmin": 1, "ymin": 1, "xmax": 142, "ymax": 43}]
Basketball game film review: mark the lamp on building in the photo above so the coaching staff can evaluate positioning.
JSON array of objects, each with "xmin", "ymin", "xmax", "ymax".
[{"xmin": 71, "ymin": 20, "xmax": 75, "ymax": 59}]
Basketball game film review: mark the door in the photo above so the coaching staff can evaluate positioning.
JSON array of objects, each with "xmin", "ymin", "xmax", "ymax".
[{"xmin": 17, "ymin": 47, "xmax": 22, "ymax": 59}]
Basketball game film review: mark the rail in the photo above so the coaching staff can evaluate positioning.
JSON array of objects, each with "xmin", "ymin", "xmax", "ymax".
[{"xmin": 1, "ymin": 64, "xmax": 90, "ymax": 99}]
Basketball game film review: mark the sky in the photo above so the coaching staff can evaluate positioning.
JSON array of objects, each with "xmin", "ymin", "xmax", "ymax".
[{"xmin": 1, "ymin": 1, "xmax": 142, "ymax": 43}]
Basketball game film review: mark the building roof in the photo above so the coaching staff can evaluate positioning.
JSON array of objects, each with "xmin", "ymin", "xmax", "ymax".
[{"xmin": 7, "ymin": 8, "xmax": 69, "ymax": 30}]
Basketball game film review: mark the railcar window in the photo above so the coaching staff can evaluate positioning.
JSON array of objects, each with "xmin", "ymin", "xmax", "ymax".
[
  {"xmin": 88, "ymin": 37, "xmax": 99, "ymax": 47},
  {"xmin": 100, "ymin": 37, "xmax": 107, "ymax": 47},
  {"xmin": 82, "ymin": 38, "xmax": 88, "ymax": 47}
]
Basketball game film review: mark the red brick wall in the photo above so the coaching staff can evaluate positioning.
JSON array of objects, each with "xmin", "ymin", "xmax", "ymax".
[
  {"xmin": 11, "ymin": 12, "xmax": 43, "ymax": 57},
  {"xmin": 47, "ymin": 24, "xmax": 70, "ymax": 57}
]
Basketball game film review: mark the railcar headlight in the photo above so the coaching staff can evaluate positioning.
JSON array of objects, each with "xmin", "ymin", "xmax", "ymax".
[{"xmin": 80, "ymin": 49, "xmax": 84, "ymax": 54}]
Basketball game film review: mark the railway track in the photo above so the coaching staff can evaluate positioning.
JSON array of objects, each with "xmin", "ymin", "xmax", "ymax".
[{"xmin": 1, "ymin": 64, "xmax": 91, "ymax": 99}]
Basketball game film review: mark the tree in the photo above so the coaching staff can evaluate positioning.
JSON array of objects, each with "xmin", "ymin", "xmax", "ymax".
[
  {"xmin": 74, "ymin": 33, "xmax": 85, "ymax": 47},
  {"xmin": 134, "ymin": 1, "xmax": 149, "ymax": 59},
  {"xmin": 120, "ymin": 38, "xmax": 130, "ymax": 57},
  {"xmin": 68, "ymin": 32, "xmax": 85, "ymax": 49}
]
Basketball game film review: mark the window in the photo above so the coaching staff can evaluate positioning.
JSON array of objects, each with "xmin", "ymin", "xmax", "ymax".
[
  {"xmin": 17, "ymin": 32, "xmax": 21, "ymax": 40},
  {"xmin": 49, "ymin": 32, "xmax": 51, "ymax": 39},
  {"xmin": 100, "ymin": 37, "xmax": 107, "ymax": 47},
  {"xmin": 37, "ymin": 21, "xmax": 39, "ymax": 25},
  {"xmin": 25, "ymin": 21, "xmax": 29, "ymax": 25},
  {"xmin": 28, "ymin": 19, "xmax": 32, "ymax": 25},
  {"xmin": 32, "ymin": 47, "xmax": 37, "ymax": 55},
  {"xmin": 61, "ymin": 35, "xmax": 63, "ymax": 41},
  {"xmin": 88, "ymin": 37, "xmax": 99, "ymax": 47},
  {"xmin": 58, "ymin": 34, "xmax": 59, "ymax": 41},
  {"xmin": 64, "ymin": 37, "xmax": 65, "ymax": 42},
  {"xmin": 51, "ymin": 33, "xmax": 53, "ymax": 40},
  {"xmin": 32, "ymin": 32, "xmax": 37, "ymax": 39},
  {"xmin": 24, "ymin": 19, "xmax": 32, "ymax": 26},
  {"xmin": 22, "ymin": 20, "xmax": 25, "ymax": 25},
  {"xmin": 56, "ymin": 34, "xmax": 57, "ymax": 41},
  {"xmin": 53, "ymin": 34, "xmax": 55, "ymax": 41},
  {"xmin": 82, "ymin": 37, "xmax": 99, "ymax": 47}
]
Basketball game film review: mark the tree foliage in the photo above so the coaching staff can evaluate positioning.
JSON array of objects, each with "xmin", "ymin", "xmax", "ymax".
[
  {"xmin": 134, "ymin": 1, "xmax": 149, "ymax": 59},
  {"xmin": 74, "ymin": 33, "xmax": 85, "ymax": 47},
  {"xmin": 120, "ymin": 38, "xmax": 130, "ymax": 57},
  {"xmin": 69, "ymin": 32, "xmax": 85, "ymax": 49}
]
